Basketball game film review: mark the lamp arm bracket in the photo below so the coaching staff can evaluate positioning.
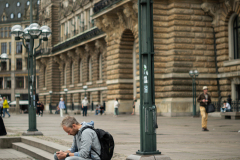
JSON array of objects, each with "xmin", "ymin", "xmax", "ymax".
[{"xmin": 21, "ymin": 38, "xmax": 28, "ymax": 49}]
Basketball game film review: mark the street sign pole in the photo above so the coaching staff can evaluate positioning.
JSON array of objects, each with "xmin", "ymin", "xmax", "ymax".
[{"xmin": 136, "ymin": 0, "xmax": 160, "ymax": 155}]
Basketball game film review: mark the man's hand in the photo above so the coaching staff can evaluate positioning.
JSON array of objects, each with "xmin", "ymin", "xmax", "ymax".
[
  {"xmin": 56, "ymin": 151, "xmax": 67, "ymax": 159},
  {"xmin": 202, "ymin": 99, "xmax": 206, "ymax": 102},
  {"xmin": 206, "ymin": 100, "xmax": 208, "ymax": 102}
]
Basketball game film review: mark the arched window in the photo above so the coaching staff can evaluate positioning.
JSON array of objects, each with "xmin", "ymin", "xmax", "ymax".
[
  {"xmin": 44, "ymin": 67, "xmax": 47, "ymax": 87},
  {"xmin": 88, "ymin": 57, "xmax": 92, "ymax": 81},
  {"xmin": 18, "ymin": 13, "xmax": 21, "ymax": 18},
  {"xmin": 233, "ymin": 15, "xmax": 240, "ymax": 59},
  {"xmin": 99, "ymin": 54, "xmax": 102, "ymax": 80},
  {"xmin": 79, "ymin": 59, "xmax": 82, "ymax": 82},
  {"xmin": 71, "ymin": 62, "xmax": 74, "ymax": 84}
]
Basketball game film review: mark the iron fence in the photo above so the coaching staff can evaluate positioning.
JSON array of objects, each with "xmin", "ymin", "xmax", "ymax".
[{"xmin": 212, "ymin": 100, "xmax": 240, "ymax": 112}]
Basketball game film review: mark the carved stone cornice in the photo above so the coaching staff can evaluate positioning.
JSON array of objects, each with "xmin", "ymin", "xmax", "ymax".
[
  {"xmin": 75, "ymin": 47, "xmax": 85, "ymax": 58},
  {"xmin": 67, "ymin": 50, "xmax": 75, "ymax": 59},
  {"xmin": 117, "ymin": 11, "xmax": 126, "ymax": 28},
  {"xmin": 60, "ymin": 53, "xmax": 68, "ymax": 62},
  {"xmin": 123, "ymin": 3, "xmax": 138, "ymax": 22},
  {"xmin": 53, "ymin": 56, "xmax": 61, "ymax": 65},
  {"xmin": 201, "ymin": 2, "xmax": 222, "ymax": 26},
  {"xmin": 36, "ymin": 60, "xmax": 41, "ymax": 68},
  {"xmin": 95, "ymin": 39, "xmax": 106, "ymax": 57},
  {"xmin": 40, "ymin": 58, "xmax": 48, "ymax": 66},
  {"xmin": 85, "ymin": 43, "xmax": 95, "ymax": 56},
  {"xmin": 102, "ymin": 15, "xmax": 119, "ymax": 31},
  {"xmin": 95, "ymin": 18, "xmax": 105, "ymax": 31}
]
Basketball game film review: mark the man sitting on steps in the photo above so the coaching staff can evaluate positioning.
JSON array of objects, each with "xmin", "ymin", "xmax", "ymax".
[{"xmin": 54, "ymin": 116, "xmax": 101, "ymax": 160}]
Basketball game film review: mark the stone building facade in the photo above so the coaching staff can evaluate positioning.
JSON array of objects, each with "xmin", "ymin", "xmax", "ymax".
[
  {"xmin": 0, "ymin": 0, "xmax": 39, "ymax": 102},
  {"xmin": 37, "ymin": 0, "xmax": 240, "ymax": 116}
]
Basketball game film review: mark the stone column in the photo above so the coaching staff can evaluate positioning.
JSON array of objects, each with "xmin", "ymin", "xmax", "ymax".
[{"xmin": 15, "ymin": 94, "xmax": 20, "ymax": 114}]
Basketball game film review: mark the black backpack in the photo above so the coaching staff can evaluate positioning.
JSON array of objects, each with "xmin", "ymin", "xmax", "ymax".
[{"xmin": 81, "ymin": 126, "xmax": 114, "ymax": 160}]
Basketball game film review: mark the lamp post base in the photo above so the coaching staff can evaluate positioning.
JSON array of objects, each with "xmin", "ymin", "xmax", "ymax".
[
  {"xmin": 126, "ymin": 154, "xmax": 171, "ymax": 160},
  {"xmin": 22, "ymin": 131, "xmax": 43, "ymax": 136}
]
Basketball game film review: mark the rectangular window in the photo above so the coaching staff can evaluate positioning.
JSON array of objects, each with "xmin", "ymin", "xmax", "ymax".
[
  {"xmin": 1, "ymin": 42, "xmax": 7, "ymax": 54},
  {"xmin": 9, "ymin": 27, "xmax": 11, "ymax": 37},
  {"xmin": 1, "ymin": 62, "xmax": 7, "ymax": 71},
  {"xmin": 16, "ymin": 42, "xmax": 22, "ymax": 54},
  {"xmin": 4, "ymin": 77, "xmax": 11, "ymax": 89},
  {"xmin": 5, "ymin": 27, "xmax": 7, "ymax": 37},
  {"xmin": 25, "ymin": 76, "xmax": 28, "ymax": 89},
  {"xmin": 15, "ymin": 77, "xmax": 24, "ymax": 89},
  {"xmin": 1, "ymin": 28, "xmax": 3, "ymax": 38},
  {"xmin": 9, "ymin": 59, "xmax": 11, "ymax": 71},
  {"xmin": 0, "ymin": 78, "xmax": 3, "ymax": 89},
  {"xmin": 16, "ymin": 58, "xmax": 22, "ymax": 70},
  {"xmin": 9, "ymin": 42, "xmax": 11, "ymax": 54}
]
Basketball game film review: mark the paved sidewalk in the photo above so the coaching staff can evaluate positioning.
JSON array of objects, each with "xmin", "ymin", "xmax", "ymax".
[{"xmin": 2, "ymin": 113, "xmax": 240, "ymax": 160}]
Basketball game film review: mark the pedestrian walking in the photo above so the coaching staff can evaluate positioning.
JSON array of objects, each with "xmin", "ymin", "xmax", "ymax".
[
  {"xmin": 132, "ymin": 97, "xmax": 137, "ymax": 115},
  {"xmin": 58, "ymin": 98, "xmax": 66, "ymax": 117},
  {"xmin": 197, "ymin": 86, "xmax": 211, "ymax": 131},
  {"xmin": 0, "ymin": 97, "xmax": 3, "ymax": 117},
  {"xmin": 2, "ymin": 97, "xmax": 10, "ymax": 118},
  {"xmin": 36, "ymin": 101, "xmax": 41, "ymax": 117},
  {"xmin": 114, "ymin": 98, "xmax": 120, "ymax": 117},
  {"xmin": 82, "ymin": 97, "xmax": 89, "ymax": 117}
]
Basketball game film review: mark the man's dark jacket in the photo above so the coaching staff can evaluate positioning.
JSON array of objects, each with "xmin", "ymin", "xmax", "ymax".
[{"xmin": 197, "ymin": 93, "xmax": 211, "ymax": 107}]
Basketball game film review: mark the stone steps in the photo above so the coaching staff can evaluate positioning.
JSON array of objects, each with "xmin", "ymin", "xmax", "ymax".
[
  {"xmin": 12, "ymin": 142, "xmax": 53, "ymax": 160},
  {"xmin": 1, "ymin": 136, "xmax": 70, "ymax": 160}
]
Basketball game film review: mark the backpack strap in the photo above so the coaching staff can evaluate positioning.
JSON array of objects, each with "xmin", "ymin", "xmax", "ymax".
[{"xmin": 80, "ymin": 126, "xmax": 101, "ymax": 159}]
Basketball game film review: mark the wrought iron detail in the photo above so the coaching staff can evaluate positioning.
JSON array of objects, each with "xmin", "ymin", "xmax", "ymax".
[
  {"xmin": 52, "ymin": 28, "xmax": 104, "ymax": 54},
  {"xmin": 93, "ymin": 0, "xmax": 123, "ymax": 14}
]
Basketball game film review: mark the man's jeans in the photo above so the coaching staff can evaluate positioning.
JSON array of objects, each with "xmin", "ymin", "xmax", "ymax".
[
  {"xmin": 2, "ymin": 108, "xmax": 10, "ymax": 117},
  {"xmin": 54, "ymin": 153, "xmax": 91, "ymax": 160},
  {"xmin": 83, "ymin": 106, "xmax": 87, "ymax": 116},
  {"xmin": 221, "ymin": 108, "xmax": 231, "ymax": 112}
]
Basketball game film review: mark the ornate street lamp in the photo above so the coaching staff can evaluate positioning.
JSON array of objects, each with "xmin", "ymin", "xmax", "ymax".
[
  {"xmin": 49, "ymin": 91, "xmax": 52, "ymax": 114},
  {"xmin": 83, "ymin": 85, "xmax": 88, "ymax": 97},
  {"xmin": 189, "ymin": 69, "xmax": 199, "ymax": 117},
  {"xmin": 11, "ymin": 22, "xmax": 51, "ymax": 135},
  {"xmin": 64, "ymin": 88, "xmax": 68, "ymax": 114},
  {"xmin": 0, "ymin": 53, "xmax": 9, "ymax": 67}
]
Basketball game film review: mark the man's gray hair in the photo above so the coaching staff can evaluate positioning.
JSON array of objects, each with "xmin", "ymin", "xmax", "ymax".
[{"xmin": 61, "ymin": 116, "xmax": 79, "ymax": 128}]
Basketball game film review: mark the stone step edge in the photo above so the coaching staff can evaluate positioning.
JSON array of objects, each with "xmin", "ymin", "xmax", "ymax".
[
  {"xmin": 12, "ymin": 142, "xmax": 53, "ymax": 160},
  {"xmin": 21, "ymin": 136, "xmax": 69, "ymax": 154}
]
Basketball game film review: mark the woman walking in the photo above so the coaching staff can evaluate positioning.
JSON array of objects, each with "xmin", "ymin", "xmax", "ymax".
[{"xmin": 2, "ymin": 97, "xmax": 10, "ymax": 118}]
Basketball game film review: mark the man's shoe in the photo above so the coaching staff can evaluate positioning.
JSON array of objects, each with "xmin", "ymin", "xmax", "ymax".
[
  {"xmin": 8, "ymin": 115, "xmax": 10, "ymax": 118},
  {"xmin": 202, "ymin": 128, "xmax": 209, "ymax": 131}
]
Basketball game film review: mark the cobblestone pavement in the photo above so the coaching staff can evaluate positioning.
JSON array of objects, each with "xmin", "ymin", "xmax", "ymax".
[{"xmin": 2, "ymin": 113, "xmax": 240, "ymax": 160}]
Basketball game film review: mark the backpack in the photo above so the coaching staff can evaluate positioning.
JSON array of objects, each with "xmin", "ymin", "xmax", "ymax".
[{"xmin": 81, "ymin": 126, "xmax": 114, "ymax": 160}]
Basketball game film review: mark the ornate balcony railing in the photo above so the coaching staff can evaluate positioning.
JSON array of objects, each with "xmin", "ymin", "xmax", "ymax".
[
  {"xmin": 52, "ymin": 27, "xmax": 104, "ymax": 54},
  {"xmin": 93, "ymin": 0, "xmax": 123, "ymax": 14},
  {"xmin": 35, "ymin": 48, "xmax": 51, "ymax": 57}
]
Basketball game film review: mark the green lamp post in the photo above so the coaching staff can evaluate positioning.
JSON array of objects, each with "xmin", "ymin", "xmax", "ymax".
[
  {"xmin": 11, "ymin": 0, "xmax": 51, "ymax": 135},
  {"xmin": 64, "ymin": 88, "xmax": 68, "ymax": 114},
  {"xmin": 189, "ymin": 70, "xmax": 199, "ymax": 117},
  {"xmin": 136, "ymin": 0, "xmax": 160, "ymax": 155},
  {"xmin": 49, "ymin": 91, "xmax": 53, "ymax": 114}
]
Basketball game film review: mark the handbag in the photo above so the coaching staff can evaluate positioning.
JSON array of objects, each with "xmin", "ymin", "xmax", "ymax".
[{"xmin": 206, "ymin": 103, "xmax": 215, "ymax": 113}]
